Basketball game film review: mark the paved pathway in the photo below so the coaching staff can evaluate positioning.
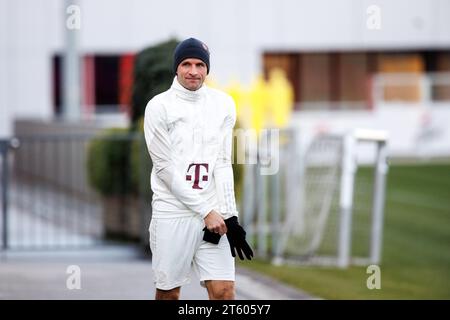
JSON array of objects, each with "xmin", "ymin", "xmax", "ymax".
[{"xmin": 0, "ymin": 246, "xmax": 316, "ymax": 300}]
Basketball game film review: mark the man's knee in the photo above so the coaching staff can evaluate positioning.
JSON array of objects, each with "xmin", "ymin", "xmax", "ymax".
[
  {"xmin": 206, "ymin": 281, "xmax": 235, "ymax": 300},
  {"xmin": 155, "ymin": 287, "xmax": 180, "ymax": 300}
]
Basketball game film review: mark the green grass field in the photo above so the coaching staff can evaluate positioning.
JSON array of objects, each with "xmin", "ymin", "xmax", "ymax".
[{"xmin": 238, "ymin": 163, "xmax": 450, "ymax": 299}]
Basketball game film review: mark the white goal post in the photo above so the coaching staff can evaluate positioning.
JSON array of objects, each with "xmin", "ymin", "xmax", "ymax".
[{"xmin": 239, "ymin": 128, "xmax": 389, "ymax": 268}]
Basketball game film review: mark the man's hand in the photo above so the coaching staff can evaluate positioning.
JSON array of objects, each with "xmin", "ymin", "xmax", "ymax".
[
  {"xmin": 204, "ymin": 210, "xmax": 227, "ymax": 235},
  {"xmin": 225, "ymin": 216, "xmax": 253, "ymax": 260},
  {"xmin": 203, "ymin": 210, "xmax": 227, "ymax": 244}
]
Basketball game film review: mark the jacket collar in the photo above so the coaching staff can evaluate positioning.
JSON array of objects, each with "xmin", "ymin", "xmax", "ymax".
[{"xmin": 171, "ymin": 77, "xmax": 205, "ymax": 102}]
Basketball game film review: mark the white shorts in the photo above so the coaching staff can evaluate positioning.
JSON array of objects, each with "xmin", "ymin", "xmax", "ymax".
[{"xmin": 149, "ymin": 214, "xmax": 235, "ymax": 290}]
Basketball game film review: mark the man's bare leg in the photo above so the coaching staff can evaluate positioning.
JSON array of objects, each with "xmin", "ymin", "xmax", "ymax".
[
  {"xmin": 205, "ymin": 280, "xmax": 235, "ymax": 300},
  {"xmin": 155, "ymin": 287, "xmax": 181, "ymax": 300}
]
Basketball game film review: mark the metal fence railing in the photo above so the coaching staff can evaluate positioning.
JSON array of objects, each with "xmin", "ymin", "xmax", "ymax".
[{"xmin": 0, "ymin": 133, "xmax": 152, "ymax": 250}]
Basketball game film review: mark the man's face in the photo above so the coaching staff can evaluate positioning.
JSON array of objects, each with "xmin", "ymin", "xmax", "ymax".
[{"xmin": 176, "ymin": 58, "xmax": 207, "ymax": 91}]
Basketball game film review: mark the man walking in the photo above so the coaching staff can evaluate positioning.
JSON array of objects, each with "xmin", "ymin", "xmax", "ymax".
[{"xmin": 144, "ymin": 38, "xmax": 253, "ymax": 300}]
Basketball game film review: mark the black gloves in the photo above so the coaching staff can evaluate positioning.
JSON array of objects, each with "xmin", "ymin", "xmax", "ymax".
[
  {"xmin": 225, "ymin": 216, "xmax": 253, "ymax": 260},
  {"xmin": 202, "ymin": 216, "xmax": 253, "ymax": 260}
]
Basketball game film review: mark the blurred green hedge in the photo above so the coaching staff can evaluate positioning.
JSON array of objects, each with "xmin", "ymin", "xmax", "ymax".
[
  {"xmin": 131, "ymin": 38, "xmax": 179, "ymax": 126},
  {"xmin": 86, "ymin": 128, "xmax": 133, "ymax": 196}
]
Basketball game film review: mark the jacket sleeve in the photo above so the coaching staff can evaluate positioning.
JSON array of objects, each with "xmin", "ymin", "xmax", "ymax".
[
  {"xmin": 214, "ymin": 98, "xmax": 239, "ymax": 219},
  {"xmin": 143, "ymin": 100, "xmax": 214, "ymax": 219}
]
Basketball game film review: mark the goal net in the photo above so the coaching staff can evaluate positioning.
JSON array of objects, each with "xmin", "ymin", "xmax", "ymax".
[{"xmin": 239, "ymin": 128, "xmax": 388, "ymax": 268}]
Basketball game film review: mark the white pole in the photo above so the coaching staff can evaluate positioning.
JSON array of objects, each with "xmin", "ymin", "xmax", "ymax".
[
  {"xmin": 242, "ymin": 163, "xmax": 255, "ymax": 245},
  {"xmin": 370, "ymin": 141, "xmax": 388, "ymax": 264},
  {"xmin": 242, "ymin": 134, "xmax": 257, "ymax": 245},
  {"xmin": 270, "ymin": 153, "xmax": 280, "ymax": 257},
  {"xmin": 256, "ymin": 162, "xmax": 267, "ymax": 258},
  {"xmin": 256, "ymin": 131, "xmax": 268, "ymax": 258},
  {"xmin": 63, "ymin": 0, "xmax": 81, "ymax": 121},
  {"xmin": 421, "ymin": 74, "xmax": 432, "ymax": 104},
  {"xmin": 338, "ymin": 133, "xmax": 356, "ymax": 268}
]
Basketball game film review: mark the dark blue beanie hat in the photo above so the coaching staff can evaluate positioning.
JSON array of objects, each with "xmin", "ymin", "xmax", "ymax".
[{"xmin": 173, "ymin": 38, "xmax": 210, "ymax": 74}]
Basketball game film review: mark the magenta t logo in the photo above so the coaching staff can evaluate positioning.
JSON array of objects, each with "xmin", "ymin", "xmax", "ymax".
[{"xmin": 186, "ymin": 163, "xmax": 209, "ymax": 189}]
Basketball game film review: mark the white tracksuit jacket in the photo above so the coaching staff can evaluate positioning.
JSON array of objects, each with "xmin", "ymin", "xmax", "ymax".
[{"xmin": 144, "ymin": 77, "xmax": 238, "ymax": 220}]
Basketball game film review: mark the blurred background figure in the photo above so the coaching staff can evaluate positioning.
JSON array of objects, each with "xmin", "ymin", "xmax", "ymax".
[{"xmin": 267, "ymin": 68, "xmax": 294, "ymax": 129}]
